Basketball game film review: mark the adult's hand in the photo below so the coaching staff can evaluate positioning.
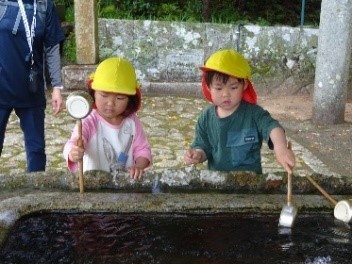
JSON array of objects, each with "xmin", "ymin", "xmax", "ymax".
[{"xmin": 51, "ymin": 88, "xmax": 64, "ymax": 115}]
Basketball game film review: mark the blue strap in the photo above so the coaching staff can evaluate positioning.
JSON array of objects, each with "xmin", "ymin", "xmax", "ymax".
[
  {"xmin": 0, "ymin": 0, "xmax": 21, "ymax": 35},
  {"xmin": 0, "ymin": 0, "xmax": 7, "ymax": 20},
  {"xmin": 0, "ymin": 0, "xmax": 46, "ymax": 35}
]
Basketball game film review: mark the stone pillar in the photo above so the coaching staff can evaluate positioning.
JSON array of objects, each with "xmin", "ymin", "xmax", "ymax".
[
  {"xmin": 312, "ymin": 0, "xmax": 352, "ymax": 124},
  {"xmin": 74, "ymin": 0, "xmax": 99, "ymax": 64}
]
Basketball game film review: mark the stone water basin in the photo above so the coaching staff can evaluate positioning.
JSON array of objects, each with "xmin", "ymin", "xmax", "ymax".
[{"xmin": 0, "ymin": 169, "xmax": 352, "ymax": 263}]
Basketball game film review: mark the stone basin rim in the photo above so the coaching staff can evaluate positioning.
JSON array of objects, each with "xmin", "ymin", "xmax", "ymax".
[
  {"xmin": 0, "ymin": 192, "xmax": 342, "ymax": 226},
  {"xmin": 1, "ymin": 169, "xmax": 352, "ymax": 194}
]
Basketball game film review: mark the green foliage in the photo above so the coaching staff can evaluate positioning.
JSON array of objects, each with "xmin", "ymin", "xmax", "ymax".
[
  {"xmin": 60, "ymin": 0, "xmax": 321, "ymax": 26},
  {"xmin": 156, "ymin": 3, "xmax": 181, "ymax": 21},
  {"xmin": 182, "ymin": 0, "xmax": 202, "ymax": 22},
  {"xmin": 111, "ymin": 0, "xmax": 156, "ymax": 19},
  {"xmin": 53, "ymin": 0, "xmax": 73, "ymax": 8},
  {"xmin": 64, "ymin": 5, "xmax": 74, "ymax": 22},
  {"xmin": 99, "ymin": 4, "xmax": 118, "ymax": 18},
  {"xmin": 62, "ymin": 32, "xmax": 76, "ymax": 64},
  {"xmin": 256, "ymin": 17, "xmax": 271, "ymax": 27},
  {"xmin": 210, "ymin": 7, "xmax": 243, "ymax": 24}
]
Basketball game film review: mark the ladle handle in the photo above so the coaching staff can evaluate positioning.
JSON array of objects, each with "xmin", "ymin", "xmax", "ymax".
[
  {"xmin": 77, "ymin": 119, "xmax": 84, "ymax": 193},
  {"xmin": 287, "ymin": 141, "xmax": 293, "ymax": 205},
  {"xmin": 306, "ymin": 175, "xmax": 337, "ymax": 205},
  {"xmin": 287, "ymin": 172, "xmax": 293, "ymax": 205}
]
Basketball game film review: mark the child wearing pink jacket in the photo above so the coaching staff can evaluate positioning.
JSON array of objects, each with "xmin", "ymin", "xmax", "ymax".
[{"xmin": 63, "ymin": 57, "xmax": 152, "ymax": 180}]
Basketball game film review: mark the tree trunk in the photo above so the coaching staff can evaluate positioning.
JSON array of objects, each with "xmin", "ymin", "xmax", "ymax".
[
  {"xmin": 312, "ymin": 0, "xmax": 352, "ymax": 124},
  {"xmin": 202, "ymin": 0, "xmax": 210, "ymax": 22}
]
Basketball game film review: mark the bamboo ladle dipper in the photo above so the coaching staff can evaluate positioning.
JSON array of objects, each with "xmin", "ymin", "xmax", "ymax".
[
  {"xmin": 278, "ymin": 141, "xmax": 298, "ymax": 228},
  {"xmin": 66, "ymin": 91, "xmax": 93, "ymax": 193},
  {"xmin": 306, "ymin": 175, "xmax": 352, "ymax": 223}
]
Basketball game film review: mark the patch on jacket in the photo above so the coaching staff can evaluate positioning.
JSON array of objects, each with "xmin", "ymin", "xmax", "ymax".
[{"xmin": 244, "ymin": 136, "xmax": 256, "ymax": 142}]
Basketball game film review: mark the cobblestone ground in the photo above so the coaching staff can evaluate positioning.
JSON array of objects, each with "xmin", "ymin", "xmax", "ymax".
[{"xmin": 0, "ymin": 92, "xmax": 338, "ymax": 177}]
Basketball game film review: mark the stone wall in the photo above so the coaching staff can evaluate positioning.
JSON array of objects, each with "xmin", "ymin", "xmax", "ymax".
[{"xmin": 63, "ymin": 19, "xmax": 325, "ymax": 96}]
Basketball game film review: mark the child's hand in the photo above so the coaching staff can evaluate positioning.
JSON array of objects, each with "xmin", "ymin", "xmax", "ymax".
[
  {"xmin": 68, "ymin": 143, "xmax": 85, "ymax": 163},
  {"xmin": 275, "ymin": 147, "xmax": 295, "ymax": 174},
  {"xmin": 127, "ymin": 157, "xmax": 150, "ymax": 180},
  {"xmin": 184, "ymin": 149, "xmax": 206, "ymax": 165},
  {"xmin": 128, "ymin": 166, "xmax": 145, "ymax": 180}
]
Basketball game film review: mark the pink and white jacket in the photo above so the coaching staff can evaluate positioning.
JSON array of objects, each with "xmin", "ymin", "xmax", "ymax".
[{"xmin": 63, "ymin": 109, "xmax": 152, "ymax": 173}]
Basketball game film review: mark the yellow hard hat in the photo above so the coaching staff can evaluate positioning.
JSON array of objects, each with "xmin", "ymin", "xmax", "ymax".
[
  {"xmin": 90, "ymin": 57, "xmax": 139, "ymax": 95},
  {"xmin": 200, "ymin": 49, "xmax": 251, "ymax": 79},
  {"xmin": 200, "ymin": 49, "xmax": 257, "ymax": 104}
]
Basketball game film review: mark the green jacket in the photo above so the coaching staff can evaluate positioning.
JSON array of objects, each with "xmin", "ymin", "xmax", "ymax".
[{"xmin": 191, "ymin": 101, "xmax": 283, "ymax": 174}]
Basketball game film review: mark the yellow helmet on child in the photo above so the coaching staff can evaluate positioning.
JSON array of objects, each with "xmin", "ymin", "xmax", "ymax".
[
  {"xmin": 199, "ymin": 49, "xmax": 257, "ymax": 104},
  {"xmin": 90, "ymin": 57, "xmax": 139, "ymax": 95},
  {"xmin": 200, "ymin": 49, "xmax": 251, "ymax": 79}
]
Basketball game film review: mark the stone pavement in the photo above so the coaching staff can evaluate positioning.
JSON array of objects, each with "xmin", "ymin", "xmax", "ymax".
[{"xmin": 0, "ymin": 92, "xmax": 341, "ymax": 177}]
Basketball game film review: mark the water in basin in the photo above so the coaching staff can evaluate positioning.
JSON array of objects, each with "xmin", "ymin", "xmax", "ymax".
[{"xmin": 1, "ymin": 211, "xmax": 351, "ymax": 263}]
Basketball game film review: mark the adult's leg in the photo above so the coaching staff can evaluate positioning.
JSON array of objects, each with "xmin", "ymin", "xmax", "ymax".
[
  {"xmin": 0, "ymin": 108, "xmax": 13, "ymax": 156},
  {"xmin": 16, "ymin": 106, "xmax": 46, "ymax": 172}
]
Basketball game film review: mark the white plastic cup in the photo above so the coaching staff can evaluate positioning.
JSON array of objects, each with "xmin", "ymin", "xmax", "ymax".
[
  {"xmin": 334, "ymin": 199, "xmax": 352, "ymax": 223},
  {"xmin": 66, "ymin": 91, "xmax": 93, "ymax": 119}
]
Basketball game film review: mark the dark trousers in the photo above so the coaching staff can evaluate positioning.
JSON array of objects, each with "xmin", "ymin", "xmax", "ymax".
[{"xmin": 0, "ymin": 107, "xmax": 46, "ymax": 172}]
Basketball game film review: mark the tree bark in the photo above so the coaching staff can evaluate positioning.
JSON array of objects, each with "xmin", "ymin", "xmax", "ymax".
[{"xmin": 202, "ymin": 0, "xmax": 210, "ymax": 22}]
